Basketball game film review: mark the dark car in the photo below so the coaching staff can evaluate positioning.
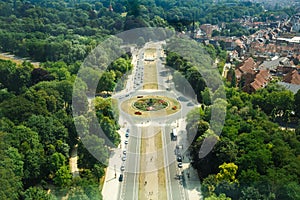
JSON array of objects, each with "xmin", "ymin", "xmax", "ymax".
[
  {"xmin": 119, "ymin": 174, "xmax": 123, "ymax": 182},
  {"xmin": 125, "ymin": 132, "xmax": 129, "ymax": 138},
  {"xmin": 177, "ymin": 155, "xmax": 182, "ymax": 162}
]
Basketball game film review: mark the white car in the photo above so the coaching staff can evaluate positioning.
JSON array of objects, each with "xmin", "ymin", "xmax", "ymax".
[{"xmin": 120, "ymin": 166, "xmax": 125, "ymax": 171}]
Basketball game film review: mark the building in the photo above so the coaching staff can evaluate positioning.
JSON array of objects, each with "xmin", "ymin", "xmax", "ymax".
[
  {"xmin": 283, "ymin": 69, "xmax": 300, "ymax": 84},
  {"xmin": 233, "ymin": 57, "xmax": 271, "ymax": 93}
]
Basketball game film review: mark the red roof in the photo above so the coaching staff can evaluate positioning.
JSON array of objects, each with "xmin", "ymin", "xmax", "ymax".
[
  {"xmin": 239, "ymin": 57, "xmax": 257, "ymax": 75},
  {"xmin": 250, "ymin": 70, "xmax": 270, "ymax": 90},
  {"xmin": 283, "ymin": 70, "xmax": 300, "ymax": 84}
]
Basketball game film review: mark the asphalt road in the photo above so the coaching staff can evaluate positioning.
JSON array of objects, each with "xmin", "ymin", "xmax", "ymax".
[
  {"xmin": 116, "ymin": 42, "xmax": 197, "ymax": 200},
  {"xmin": 119, "ymin": 125, "xmax": 141, "ymax": 200}
]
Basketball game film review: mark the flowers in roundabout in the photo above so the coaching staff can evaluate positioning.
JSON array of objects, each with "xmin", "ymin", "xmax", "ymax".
[
  {"xmin": 120, "ymin": 95, "xmax": 181, "ymax": 117},
  {"xmin": 133, "ymin": 98, "xmax": 168, "ymax": 112}
]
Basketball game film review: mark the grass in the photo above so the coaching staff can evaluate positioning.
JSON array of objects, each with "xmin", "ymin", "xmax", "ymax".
[
  {"xmin": 0, "ymin": 53, "xmax": 39, "ymax": 67},
  {"xmin": 143, "ymin": 48, "xmax": 158, "ymax": 90},
  {"xmin": 155, "ymin": 131, "xmax": 167, "ymax": 200},
  {"xmin": 138, "ymin": 129, "xmax": 147, "ymax": 200},
  {"xmin": 143, "ymin": 61, "xmax": 158, "ymax": 90}
]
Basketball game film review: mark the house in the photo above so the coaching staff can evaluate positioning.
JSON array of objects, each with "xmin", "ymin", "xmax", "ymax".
[
  {"xmin": 199, "ymin": 24, "xmax": 219, "ymax": 38},
  {"xmin": 283, "ymin": 69, "xmax": 300, "ymax": 84},
  {"xmin": 233, "ymin": 57, "xmax": 271, "ymax": 93}
]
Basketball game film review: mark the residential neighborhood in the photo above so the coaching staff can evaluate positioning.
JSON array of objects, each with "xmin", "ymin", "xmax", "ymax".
[{"xmin": 193, "ymin": 12, "xmax": 300, "ymax": 93}]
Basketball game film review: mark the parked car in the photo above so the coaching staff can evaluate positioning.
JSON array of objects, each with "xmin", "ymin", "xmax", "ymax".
[
  {"xmin": 122, "ymin": 156, "xmax": 126, "ymax": 161},
  {"xmin": 178, "ymin": 162, "xmax": 182, "ymax": 168},
  {"xmin": 125, "ymin": 132, "xmax": 129, "ymax": 138},
  {"xmin": 177, "ymin": 155, "xmax": 182, "ymax": 162},
  {"xmin": 119, "ymin": 174, "xmax": 123, "ymax": 182},
  {"xmin": 120, "ymin": 166, "xmax": 125, "ymax": 171},
  {"xmin": 124, "ymin": 140, "xmax": 128, "ymax": 145},
  {"xmin": 123, "ymin": 150, "xmax": 127, "ymax": 155}
]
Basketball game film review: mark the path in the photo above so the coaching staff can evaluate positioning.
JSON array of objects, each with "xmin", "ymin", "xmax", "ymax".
[
  {"xmin": 69, "ymin": 144, "xmax": 79, "ymax": 177},
  {"xmin": 0, "ymin": 52, "xmax": 40, "ymax": 67}
]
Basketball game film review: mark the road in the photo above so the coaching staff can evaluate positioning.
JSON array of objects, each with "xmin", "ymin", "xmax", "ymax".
[
  {"xmin": 107, "ymin": 41, "xmax": 199, "ymax": 200},
  {"xmin": 117, "ymin": 41, "xmax": 194, "ymax": 200},
  {"xmin": 119, "ymin": 125, "xmax": 141, "ymax": 200}
]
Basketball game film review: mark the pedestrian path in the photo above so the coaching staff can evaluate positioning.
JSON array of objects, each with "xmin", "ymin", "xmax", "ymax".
[{"xmin": 182, "ymin": 161, "xmax": 203, "ymax": 200}]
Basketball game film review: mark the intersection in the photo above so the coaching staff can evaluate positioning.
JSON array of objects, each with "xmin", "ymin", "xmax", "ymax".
[{"xmin": 102, "ymin": 41, "xmax": 202, "ymax": 200}]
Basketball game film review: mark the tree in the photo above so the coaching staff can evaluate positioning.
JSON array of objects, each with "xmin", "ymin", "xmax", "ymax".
[
  {"xmin": 294, "ymin": 90, "xmax": 300, "ymax": 118},
  {"xmin": 216, "ymin": 162, "xmax": 238, "ymax": 184},
  {"xmin": 100, "ymin": 116, "xmax": 120, "ymax": 146},
  {"xmin": 97, "ymin": 71, "xmax": 116, "ymax": 93},
  {"xmin": 8, "ymin": 125, "xmax": 45, "ymax": 183},
  {"xmin": 202, "ymin": 87, "xmax": 212, "ymax": 105},
  {"xmin": 277, "ymin": 181, "xmax": 300, "ymax": 200},
  {"xmin": 24, "ymin": 187, "xmax": 57, "ymax": 200},
  {"xmin": 53, "ymin": 165, "xmax": 72, "ymax": 187},
  {"xmin": 78, "ymin": 67, "xmax": 101, "ymax": 92},
  {"xmin": 31, "ymin": 68, "xmax": 54, "ymax": 85},
  {"xmin": 48, "ymin": 152, "xmax": 67, "ymax": 175},
  {"xmin": 25, "ymin": 115, "xmax": 68, "ymax": 151},
  {"xmin": 205, "ymin": 193, "xmax": 231, "ymax": 200},
  {"xmin": 0, "ymin": 132, "xmax": 23, "ymax": 200},
  {"xmin": 240, "ymin": 187, "xmax": 263, "ymax": 200}
]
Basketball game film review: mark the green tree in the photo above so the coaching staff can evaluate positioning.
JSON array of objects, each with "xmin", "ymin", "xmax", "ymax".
[
  {"xmin": 240, "ymin": 187, "xmax": 263, "ymax": 200},
  {"xmin": 8, "ymin": 125, "xmax": 45, "ymax": 182},
  {"xmin": 97, "ymin": 71, "xmax": 116, "ymax": 93},
  {"xmin": 24, "ymin": 187, "xmax": 57, "ymax": 200},
  {"xmin": 53, "ymin": 165, "xmax": 72, "ymax": 187},
  {"xmin": 49, "ymin": 152, "xmax": 67, "ymax": 175},
  {"xmin": 294, "ymin": 90, "xmax": 300, "ymax": 118},
  {"xmin": 0, "ymin": 132, "xmax": 23, "ymax": 200},
  {"xmin": 205, "ymin": 193, "xmax": 231, "ymax": 200}
]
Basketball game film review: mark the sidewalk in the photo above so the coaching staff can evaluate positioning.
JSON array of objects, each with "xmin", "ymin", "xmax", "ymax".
[
  {"xmin": 101, "ymin": 149, "xmax": 122, "ymax": 200},
  {"xmin": 175, "ymin": 118, "xmax": 203, "ymax": 200},
  {"xmin": 182, "ymin": 162, "xmax": 203, "ymax": 200},
  {"xmin": 102, "ymin": 124, "xmax": 127, "ymax": 200}
]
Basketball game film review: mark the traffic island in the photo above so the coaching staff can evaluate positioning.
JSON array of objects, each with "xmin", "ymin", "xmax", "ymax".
[
  {"xmin": 120, "ymin": 95, "xmax": 181, "ymax": 118},
  {"xmin": 138, "ymin": 127, "xmax": 167, "ymax": 200}
]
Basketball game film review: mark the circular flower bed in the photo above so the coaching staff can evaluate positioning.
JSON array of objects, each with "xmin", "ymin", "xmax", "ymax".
[{"xmin": 133, "ymin": 98, "xmax": 168, "ymax": 111}]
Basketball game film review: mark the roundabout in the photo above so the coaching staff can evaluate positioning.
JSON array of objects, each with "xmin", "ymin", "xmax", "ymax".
[{"xmin": 120, "ymin": 95, "xmax": 181, "ymax": 118}]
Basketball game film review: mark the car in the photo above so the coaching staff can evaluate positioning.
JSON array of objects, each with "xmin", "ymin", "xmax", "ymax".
[
  {"xmin": 124, "ymin": 140, "xmax": 128, "ymax": 145},
  {"xmin": 123, "ymin": 150, "xmax": 127, "ymax": 155},
  {"xmin": 122, "ymin": 156, "xmax": 126, "ymax": 161},
  {"xmin": 125, "ymin": 133, "xmax": 129, "ymax": 138},
  {"xmin": 126, "ymin": 129, "xmax": 130, "ymax": 133},
  {"xmin": 120, "ymin": 166, "xmax": 125, "ymax": 171},
  {"xmin": 178, "ymin": 162, "xmax": 183, "ymax": 168},
  {"xmin": 177, "ymin": 155, "xmax": 182, "ymax": 162},
  {"xmin": 119, "ymin": 174, "xmax": 123, "ymax": 182}
]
